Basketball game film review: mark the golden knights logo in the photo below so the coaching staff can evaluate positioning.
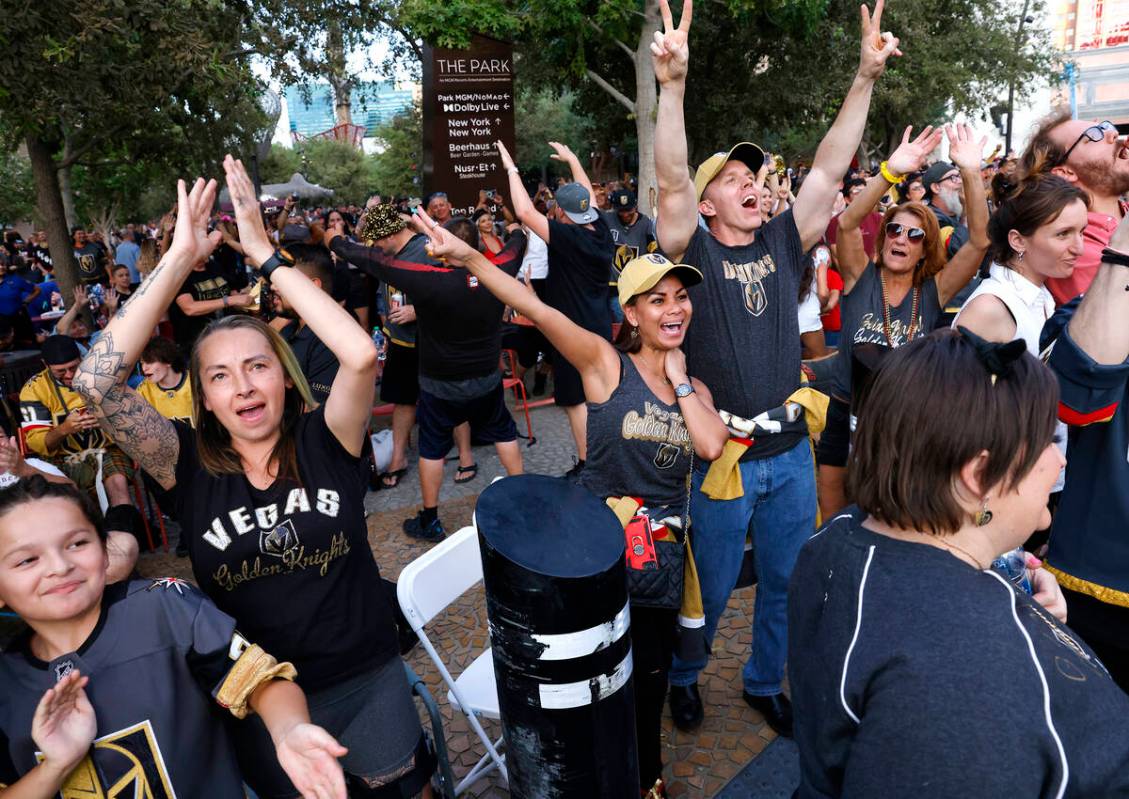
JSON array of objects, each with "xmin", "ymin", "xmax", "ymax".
[{"xmin": 37, "ymin": 720, "xmax": 175, "ymax": 798}]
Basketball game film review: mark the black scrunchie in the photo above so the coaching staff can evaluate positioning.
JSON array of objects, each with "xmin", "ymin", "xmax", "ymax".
[{"xmin": 957, "ymin": 326, "xmax": 1027, "ymax": 381}]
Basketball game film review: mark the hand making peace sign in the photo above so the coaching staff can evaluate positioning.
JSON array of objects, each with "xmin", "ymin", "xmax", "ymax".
[
  {"xmin": 858, "ymin": 0, "xmax": 902, "ymax": 80},
  {"xmin": 651, "ymin": 0, "xmax": 692, "ymax": 86}
]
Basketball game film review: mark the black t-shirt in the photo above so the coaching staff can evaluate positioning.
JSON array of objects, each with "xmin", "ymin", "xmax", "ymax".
[
  {"xmin": 545, "ymin": 217, "xmax": 614, "ymax": 337},
  {"xmin": 171, "ymin": 407, "xmax": 398, "ymax": 691},
  {"xmin": 0, "ymin": 579, "xmax": 248, "ymax": 795},
  {"xmin": 280, "ymin": 321, "xmax": 339, "ymax": 405},
  {"xmin": 680, "ymin": 211, "xmax": 806, "ymax": 458},
  {"xmin": 208, "ymin": 244, "xmax": 248, "ymax": 291},
  {"xmin": 331, "ymin": 231, "xmax": 525, "ymax": 382},
  {"xmin": 171, "ymin": 262, "xmax": 235, "ymax": 346},
  {"xmin": 73, "ymin": 242, "xmax": 105, "ymax": 284},
  {"xmin": 789, "ymin": 510, "xmax": 1129, "ymax": 798}
]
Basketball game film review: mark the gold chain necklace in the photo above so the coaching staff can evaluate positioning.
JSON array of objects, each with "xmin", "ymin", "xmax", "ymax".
[
  {"xmin": 878, "ymin": 267, "xmax": 920, "ymax": 347},
  {"xmin": 933, "ymin": 536, "xmax": 986, "ymax": 570}
]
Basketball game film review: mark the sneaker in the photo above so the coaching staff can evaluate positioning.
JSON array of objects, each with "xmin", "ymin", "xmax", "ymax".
[{"xmin": 403, "ymin": 513, "xmax": 446, "ymax": 542}]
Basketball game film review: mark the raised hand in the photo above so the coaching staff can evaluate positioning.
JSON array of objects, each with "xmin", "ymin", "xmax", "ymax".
[
  {"xmin": 651, "ymin": 0, "xmax": 692, "ymax": 86},
  {"xmin": 496, "ymin": 140, "xmax": 518, "ymax": 173},
  {"xmin": 0, "ymin": 435, "xmax": 22, "ymax": 475},
  {"xmin": 945, "ymin": 123, "xmax": 988, "ymax": 172},
  {"xmin": 223, "ymin": 154, "xmax": 274, "ymax": 267},
  {"xmin": 548, "ymin": 141, "xmax": 578, "ymax": 164},
  {"xmin": 275, "ymin": 723, "xmax": 348, "ymax": 799},
  {"xmin": 409, "ymin": 208, "xmax": 477, "ymax": 266},
  {"xmin": 858, "ymin": 0, "xmax": 902, "ymax": 81},
  {"xmin": 166, "ymin": 178, "xmax": 223, "ymax": 268},
  {"xmin": 72, "ymin": 285, "xmax": 88, "ymax": 308},
  {"xmin": 31, "ymin": 670, "xmax": 97, "ymax": 775},
  {"xmin": 886, "ymin": 125, "xmax": 944, "ymax": 176},
  {"xmin": 664, "ymin": 348, "xmax": 689, "ymax": 386}
]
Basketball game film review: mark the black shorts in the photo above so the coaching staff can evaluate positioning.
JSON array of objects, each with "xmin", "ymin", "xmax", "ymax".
[
  {"xmin": 552, "ymin": 350, "xmax": 586, "ymax": 407},
  {"xmin": 380, "ymin": 342, "xmax": 420, "ymax": 406},
  {"xmin": 816, "ymin": 394, "xmax": 851, "ymax": 468},
  {"xmin": 417, "ymin": 383, "xmax": 518, "ymax": 460},
  {"xmin": 346, "ymin": 269, "xmax": 373, "ymax": 311}
]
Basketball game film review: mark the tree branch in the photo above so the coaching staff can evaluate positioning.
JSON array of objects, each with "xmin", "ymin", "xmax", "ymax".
[
  {"xmin": 55, "ymin": 133, "xmax": 112, "ymax": 171},
  {"xmin": 585, "ymin": 69, "xmax": 635, "ymax": 113},
  {"xmin": 586, "ymin": 18, "xmax": 635, "ymax": 59}
]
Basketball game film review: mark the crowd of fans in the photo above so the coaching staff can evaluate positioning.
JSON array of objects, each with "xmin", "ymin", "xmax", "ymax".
[{"xmin": 1, "ymin": 0, "xmax": 1129, "ymax": 796}]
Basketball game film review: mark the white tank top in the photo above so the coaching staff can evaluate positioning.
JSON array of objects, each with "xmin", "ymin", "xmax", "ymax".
[{"xmin": 953, "ymin": 262, "xmax": 1065, "ymax": 491}]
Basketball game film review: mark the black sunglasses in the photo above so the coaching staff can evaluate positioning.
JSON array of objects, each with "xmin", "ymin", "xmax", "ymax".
[
  {"xmin": 885, "ymin": 222, "xmax": 926, "ymax": 242},
  {"xmin": 1057, "ymin": 120, "xmax": 1117, "ymax": 166}
]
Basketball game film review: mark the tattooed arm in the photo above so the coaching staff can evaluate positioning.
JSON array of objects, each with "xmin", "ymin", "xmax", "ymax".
[{"xmin": 73, "ymin": 178, "xmax": 221, "ymax": 487}]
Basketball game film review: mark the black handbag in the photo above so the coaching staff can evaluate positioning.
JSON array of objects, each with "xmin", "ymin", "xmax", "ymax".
[{"xmin": 624, "ymin": 454, "xmax": 692, "ymax": 610}]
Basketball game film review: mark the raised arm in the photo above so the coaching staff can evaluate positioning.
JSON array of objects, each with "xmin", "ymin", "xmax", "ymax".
[
  {"xmin": 548, "ymin": 142, "xmax": 594, "ymax": 203},
  {"xmin": 651, "ymin": 0, "xmax": 698, "ymax": 261},
  {"xmin": 498, "ymin": 141, "xmax": 549, "ymax": 243},
  {"xmin": 935, "ymin": 124, "xmax": 990, "ymax": 306},
  {"xmin": 73, "ymin": 178, "xmax": 221, "ymax": 490},
  {"xmin": 792, "ymin": 0, "xmax": 901, "ymax": 251},
  {"xmin": 224, "ymin": 156, "xmax": 377, "ymax": 456},
  {"xmin": 410, "ymin": 208, "xmax": 621, "ymax": 403},
  {"xmin": 840, "ymin": 126, "xmax": 942, "ymax": 292},
  {"xmin": 1067, "ymin": 214, "xmax": 1129, "ymax": 365}
]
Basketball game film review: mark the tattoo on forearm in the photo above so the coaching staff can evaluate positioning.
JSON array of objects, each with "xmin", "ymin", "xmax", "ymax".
[
  {"xmin": 93, "ymin": 383, "xmax": 179, "ymax": 489},
  {"xmin": 116, "ymin": 260, "xmax": 168, "ymax": 319},
  {"xmin": 72, "ymin": 332, "xmax": 127, "ymax": 402}
]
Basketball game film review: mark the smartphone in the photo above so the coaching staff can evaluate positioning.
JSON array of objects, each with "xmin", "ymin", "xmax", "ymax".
[
  {"xmin": 625, "ymin": 515, "xmax": 659, "ymax": 571},
  {"xmin": 485, "ymin": 189, "xmax": 496, "ymax": 200}
]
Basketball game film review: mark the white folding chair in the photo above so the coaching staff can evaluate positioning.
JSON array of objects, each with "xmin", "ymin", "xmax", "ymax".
[{"xmin": 397, "ymin": 526, "xmax": 507, "ymax": 794}]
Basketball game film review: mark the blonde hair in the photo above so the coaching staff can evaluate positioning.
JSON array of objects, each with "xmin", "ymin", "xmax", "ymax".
[
  {"xmin": 136, "ymin": 239, "xmax": 159, "ymax": 276},
  {"xmin": 189, "ymin": 315, "xmax": 317, "ymax": 480}
]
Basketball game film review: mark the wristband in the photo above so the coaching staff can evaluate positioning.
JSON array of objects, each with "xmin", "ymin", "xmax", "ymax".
[
  {"xmin": 1101, "ymin": 248, "xmax": 1129, "ymax": 268},
  {"xmin": 879, "ymin": 161, "xmax": 904, "ymax": 185},
  {"xmin": 259, "ymin": 248, "xmax": 295, "ymax": 279}
]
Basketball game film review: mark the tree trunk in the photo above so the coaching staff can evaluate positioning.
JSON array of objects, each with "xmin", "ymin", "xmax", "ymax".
[
  {"xmin": 327, "ymin": 22, "xmax": 353, "ymax": 129},
  {"xmin": 26, "ymin": 136, "xmax": 80, "ymax": 303},
  {"xmin": 633, "ymin": 0, "xmax": 662, "ymax": 217},
  {"xmin": 58, "ymin": 165, "xmax": 77, "ymax": 231}
]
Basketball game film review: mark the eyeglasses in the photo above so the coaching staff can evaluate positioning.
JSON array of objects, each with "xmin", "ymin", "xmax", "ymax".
[
  {"xmin": 1057, "ymin": 120, "xmax": 1117, "ymax": 166},
  {"xmin": 885, "ymin": 222, "xmax": 926, "ymax": 242},
  {"xmin": 940, "ymin": 174, "xmax": 962, "ymax": 185}
]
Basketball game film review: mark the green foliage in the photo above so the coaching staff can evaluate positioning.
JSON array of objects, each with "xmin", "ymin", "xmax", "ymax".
[
  {"xmin": 514, "ymin": 89, "xmax": 598, "ymax": 178},
  {"xmin": 369, "ymin": 104, "xmax": 424, "ymax": 198},
  {"xmin": 0, "ymin": 151, "xmax": 35, "ymax": 226},
  {"xmin": 299, "ymin": 139, "xmax": 375, "ymax": 206},
  {"xmin": 261, "ymin": 146, "xmax": 304, "ymax": 184}
]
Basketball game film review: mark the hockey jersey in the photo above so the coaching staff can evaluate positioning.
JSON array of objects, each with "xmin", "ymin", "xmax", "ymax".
[{"xmin": 0, "ymin": 579, "xmax": 253, "ymax": 796}]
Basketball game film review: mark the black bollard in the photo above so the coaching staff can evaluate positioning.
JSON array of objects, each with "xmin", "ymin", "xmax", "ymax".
[{"xmin": 475, "ymin": 474, "xmax": 639, "ymax": 797}]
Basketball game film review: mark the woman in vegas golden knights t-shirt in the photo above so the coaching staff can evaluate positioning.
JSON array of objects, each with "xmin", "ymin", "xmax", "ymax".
[{"xmin": 74, "ymin": 164, "xmax": 434, "ymax": 797}]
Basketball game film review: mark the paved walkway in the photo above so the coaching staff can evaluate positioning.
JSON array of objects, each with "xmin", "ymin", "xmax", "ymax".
[{"xmin": 134, "ymin": 399, "xmax": 791, "ymax": 797}]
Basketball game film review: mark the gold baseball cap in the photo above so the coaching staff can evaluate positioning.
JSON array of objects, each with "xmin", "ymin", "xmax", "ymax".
[
  {"xmin": 617, "ymin": 253, "xmax": 703, "ymax": 307},
  {"xmin": 693, "ymin": 142, "xmax": 767, "ymax": 200}
]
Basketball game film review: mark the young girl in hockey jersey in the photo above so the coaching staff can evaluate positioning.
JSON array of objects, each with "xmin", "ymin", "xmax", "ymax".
[{"xmin": 0, "ymin": 476, "xmax": 347, "ymax": 798}]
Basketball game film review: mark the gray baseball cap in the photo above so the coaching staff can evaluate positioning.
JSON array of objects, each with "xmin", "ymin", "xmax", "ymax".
[{"xmin": 555, "ymin": 182, "xmax": 599, "ymax": 224}]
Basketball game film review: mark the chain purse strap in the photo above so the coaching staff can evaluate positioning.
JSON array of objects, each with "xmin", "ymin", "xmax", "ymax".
[{"xmin": 680, "ymin": 450, "xmax": 693, "ymax": 547}]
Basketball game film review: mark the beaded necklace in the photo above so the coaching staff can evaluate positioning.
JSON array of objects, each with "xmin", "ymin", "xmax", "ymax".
[{"xmin": 878, "ymin": 267, "xmax": 920, "ymax": 347}]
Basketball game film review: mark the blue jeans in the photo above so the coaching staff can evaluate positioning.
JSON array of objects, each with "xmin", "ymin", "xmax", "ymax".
[{"xmin": 669, "ymin": 438, "xmax": 817, "ymax": 696}]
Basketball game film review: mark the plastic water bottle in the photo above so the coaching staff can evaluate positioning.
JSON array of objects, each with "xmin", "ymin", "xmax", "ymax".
[
  {"xmin": 992, "ymin": 547, "xmax": 1033, "ymax": 594},
  {"xmin": 371, "ymin": 327, "xmax": 387, "ymax": 362}
]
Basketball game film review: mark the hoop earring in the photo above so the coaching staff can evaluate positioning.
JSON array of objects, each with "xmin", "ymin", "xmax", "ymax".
[{"xmin": 975, "ymin": 498, "xmax": 993, "ymax": 527}]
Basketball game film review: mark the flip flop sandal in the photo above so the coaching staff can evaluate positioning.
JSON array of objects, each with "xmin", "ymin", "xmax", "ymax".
[
  {"xmin": 454, "ymin": 463, "xmax": 478, "ymax": 484},
  {"xmin": 381, "ymin": 468, "xmax": 407, "ymax": 488}
]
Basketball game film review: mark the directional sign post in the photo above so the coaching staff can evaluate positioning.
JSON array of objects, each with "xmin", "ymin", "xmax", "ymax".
[{"xmin": 422, "ymin": 35, "xmax": 516, "ymax": 217}]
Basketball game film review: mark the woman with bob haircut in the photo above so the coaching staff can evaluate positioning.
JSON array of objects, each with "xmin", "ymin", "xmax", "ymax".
[
  {"xmin": 407, "ymin": 205, "xmax": 728, "ymax": 799},
  {"xmin": 788, "ymin": 329, "xmax": 1129, "ymax": 797},
  {"xmin": 73, "ymin": 161, "xmax": 436, "ymax": 798},
  {"xmin": 816, "ymin": 124, "xmax": 990, "ymax": 520}
]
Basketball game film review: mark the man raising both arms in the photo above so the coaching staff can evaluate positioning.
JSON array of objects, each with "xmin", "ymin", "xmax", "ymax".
[{"xmin": 652, "ymin": 0, "xmax": 901, "ymax": 736}]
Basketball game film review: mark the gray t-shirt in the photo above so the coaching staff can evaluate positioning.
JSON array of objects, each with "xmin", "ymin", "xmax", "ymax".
[
  {"xmin": 835, "ymin": 263, "xmax": 940, "ymax": 400},
  {"xmin": 680, "ymin": 210, "xmax": 806, "ymax": 459},
  {"xmin": 601, "ymin": 210, "xmax": 658, "ymax": 284}
]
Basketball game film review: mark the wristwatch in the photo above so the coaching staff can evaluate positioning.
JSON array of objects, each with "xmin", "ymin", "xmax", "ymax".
[
  {"xmin": 259, "ymin": 248, "xmax": 295, "ymax": 279},
  {"xmin": 674, "ymin": 382, "xmax": 695, "ymax": 398}
]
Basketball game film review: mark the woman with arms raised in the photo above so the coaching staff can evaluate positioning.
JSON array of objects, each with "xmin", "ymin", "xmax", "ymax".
[
  {"xmin": 410, "ymin": 205, "xmax": 728, "ymax": 799},
  {"xmin": 72, "ymin": 161, "xmax": 434, "ymax": 799}
]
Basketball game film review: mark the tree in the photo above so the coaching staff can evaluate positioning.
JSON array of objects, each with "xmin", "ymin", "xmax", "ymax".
[
  {"xmin": 0, "ymin": 152, "xmax": 36, "ymax": 228},
  {"xmin": 514, "ymin": 89, "xmax": 598, "ymax": 183},
  {"xmin": 0, "ymin": 0, "xmax": 267, "ymax": 297},
  {"xmin": 261, "ymin": 146, "xmax": 305, "ymax": 185},
  {"xmin": 369, "ymin": 104, "xmax": 424, "ymax": 197}
]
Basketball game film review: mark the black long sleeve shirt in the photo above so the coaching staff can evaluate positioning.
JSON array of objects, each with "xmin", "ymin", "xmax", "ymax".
[{"xmin": 330, "ymin": 232, "xmax": 525, "ymax": 382}]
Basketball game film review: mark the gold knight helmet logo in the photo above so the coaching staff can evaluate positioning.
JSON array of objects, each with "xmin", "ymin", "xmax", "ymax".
[{"xmin": 39, "ymin": 720, "xmax": 174, "ymax": 798}]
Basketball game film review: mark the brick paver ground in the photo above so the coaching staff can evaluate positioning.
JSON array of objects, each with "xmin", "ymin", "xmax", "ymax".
[{"xmin": 124, "ymin": 401, "xmax": 778, "ymax": 797}]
